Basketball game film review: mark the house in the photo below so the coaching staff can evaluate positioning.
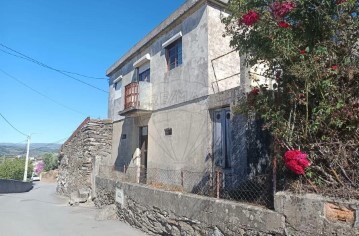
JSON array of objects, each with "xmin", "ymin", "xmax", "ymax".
[{"xmin": 105, "ymin": 0, "xmax": 270, "ymax": 191}]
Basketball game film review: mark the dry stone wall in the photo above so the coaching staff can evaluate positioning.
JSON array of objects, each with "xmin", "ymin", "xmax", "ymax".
[{"xmin": 57, "ymin": 118, "xmax": 112, "ymax": 199}]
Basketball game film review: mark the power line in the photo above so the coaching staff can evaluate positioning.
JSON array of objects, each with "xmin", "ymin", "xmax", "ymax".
[
  {"xmin": 0, "ymin": 68, "xmax": 86, "ymax": 116},
  {"xmin": 0, "ymin": 43, "xmax": 108, "ymax": 93},
  {"xmin": 0, "ymin": 113, "xmax": 28, "ymax": 137},
  {"xmin": 0, "ymin": 48, "xmax": 106, "ymax": 80},
  {"xmin": 60, "ymin": 70, "xmax": 107, "ymax": 80}
]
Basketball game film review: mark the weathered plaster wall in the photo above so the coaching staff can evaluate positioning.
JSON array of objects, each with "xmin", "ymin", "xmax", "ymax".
[
  {"xmin": 275, "ymin": 192, "xmax": 359, "ymax": 236},
  {"xmin": 148, "ymin": 100, "xmax": 211, "ymax": 173},
  {"xmin": 57, "ymin": 119, "xmax": 112, "ymax": 198},
  {"xmin": 207, "ymin": 4, "xmax": 241, "ymax": 94},
  {"xmin": 108, "ymin": 3, "xmax": 210, "ymax": 121}
]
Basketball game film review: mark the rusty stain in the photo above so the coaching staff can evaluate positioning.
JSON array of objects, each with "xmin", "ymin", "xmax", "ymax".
[{"xmin": 324, "ymin": 203, "xmax": 355, "ymax": 225}]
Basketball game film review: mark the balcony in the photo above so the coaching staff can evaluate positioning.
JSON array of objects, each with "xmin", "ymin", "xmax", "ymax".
[{"xmin": 119, "ymin": 81, "xmax": 152, "ymax": 116}]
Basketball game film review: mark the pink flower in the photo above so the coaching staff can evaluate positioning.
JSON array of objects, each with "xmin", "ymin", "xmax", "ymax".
[
  {"xmin": 278, "ymin": 21, "xmax": 290, "ymax": 28},
  {"xmin": 336, "ymin": 0, "xmax": 347, "ymax": 4},
  {"xmin": 284, "ymin": 150, "xmax": 310, "ymax": 175},
  {"xmin": 331, "ymin": 65, "xmax": 338, "ymax": 70},
  {"xmin": 272, "ymin": 1, "xmax": 295, "ymax": 18},
  {"xmin": 300, "ymin": 49, "xmax": 306, "ymax": 55},
  {"xmin": 250, "ymin": 87, "xmax": 260, "ymax": 95},
  {"xmin": 242, "ymin": 10, "xmax": 260, "ymax": 26}
]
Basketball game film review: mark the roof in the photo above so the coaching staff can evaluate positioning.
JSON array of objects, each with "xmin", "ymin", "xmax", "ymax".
[{"xmin": 106, "ymin": 0, "xmax": 228, "ymax": 77}]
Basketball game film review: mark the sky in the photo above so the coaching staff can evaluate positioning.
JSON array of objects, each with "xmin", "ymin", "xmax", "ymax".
[{"xmin": 0, "ymin": 0, "xmax": 184, "ymax": 144}]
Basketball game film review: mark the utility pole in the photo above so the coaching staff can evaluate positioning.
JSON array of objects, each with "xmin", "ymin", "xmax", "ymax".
[{"xmin": 23, "ymin": 135, "xmax": 31, "ymax": 182}]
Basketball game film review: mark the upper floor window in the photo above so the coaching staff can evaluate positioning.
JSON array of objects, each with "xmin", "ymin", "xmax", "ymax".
[
  {"xmin": 162, "ymin": 32, "xmax": 183, "ymax": 71},
  {"xmin": 166, "ymin": 38, "xmax": 182, "ymax": 70},
  {"xmin": 114, "ymin": 76, "xmax": 122, "ymax": 99},
  {"xmin": 139, "ymin": 68, "xmax": 150, "ymax": 82},
  {"xmin": 133, "ymin": 54, "xmax": 151, "ymax": 82}
]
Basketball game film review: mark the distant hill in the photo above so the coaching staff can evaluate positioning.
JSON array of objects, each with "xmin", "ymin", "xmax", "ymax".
[{"xmin": 0, "ymin": 143, "xmax": 61, "ymax": 157}]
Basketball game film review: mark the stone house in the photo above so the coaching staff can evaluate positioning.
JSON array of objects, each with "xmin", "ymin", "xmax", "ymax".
[{"xmin": 105, "ymin": 0, "xmax": 270, "ymax": 191}]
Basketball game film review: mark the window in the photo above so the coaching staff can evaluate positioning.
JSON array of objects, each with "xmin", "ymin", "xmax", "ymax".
[
  {"xmin": 114, "ymin": 81, "xmax": 122, "ymax": 99},
  {"xmin": 166, "ymin": 38, "xmax": 182, "ymax": 70},
  {"xmin": 139, "ymin": 68, "xmax": 150, "ymax": 82},
  {"xmin": 113, "ymin": 76, "xmax": 122, "ymax": 99}
]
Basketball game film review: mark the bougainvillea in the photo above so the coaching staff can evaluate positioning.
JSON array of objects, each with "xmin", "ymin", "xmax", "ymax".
[
  {"xmin": 284, "ymin": 150, "xmax": 310, "ymax": 175},
  {"xmin": 272, "ymin": 1, "xmax": 296, "ymax": 18},
  {"xmin": 224, "ymin": 0, "xmax": 359, "ymax": 194},
  {"xmin": 278, "ymin": 21, "xmax": 290, "ymax": 28},
  {"xmin": 34, "ymin": 160, "xmax": 44, "ymax": 174},
  {"xmin": 241, "ymin": 10, "xmax": 260, "ymax": 26}
]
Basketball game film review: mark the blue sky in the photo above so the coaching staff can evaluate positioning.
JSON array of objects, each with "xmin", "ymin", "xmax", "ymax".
[{"xmin": 0, "ymin": 0, "xmax": 184, "ymax": 144}]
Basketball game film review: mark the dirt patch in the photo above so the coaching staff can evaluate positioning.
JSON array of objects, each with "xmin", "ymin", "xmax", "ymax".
[{"xmin": 41, "ymin": 170, "xmax": 58, "ymax": 183}]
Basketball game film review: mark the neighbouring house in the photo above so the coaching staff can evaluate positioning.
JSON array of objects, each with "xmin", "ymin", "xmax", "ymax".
[{"xmin": 104, "ymin": 0, "xmax": 271, "ymax": 195}]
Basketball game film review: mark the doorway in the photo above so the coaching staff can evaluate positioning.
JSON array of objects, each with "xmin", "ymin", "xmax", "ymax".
[
  {"xmin": 139, "ymin": 126, "xmax": 148, "ymax": 183},
  {"xmin": 213, "ymin": 108, "xmax": 232, "ymax": 169}
]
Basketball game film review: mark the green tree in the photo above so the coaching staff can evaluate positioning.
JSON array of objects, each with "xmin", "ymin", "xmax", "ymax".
[
  {"xmin": 223, "ymin": 0, "xmax": 358, "ymax": 194},
  {"xmin": 42, "ymin": 153, "xmax": 59, "ymax": 171},
  {"xmin": 0, "ymin": 158, "xmax": 33, "ymax": 180}
]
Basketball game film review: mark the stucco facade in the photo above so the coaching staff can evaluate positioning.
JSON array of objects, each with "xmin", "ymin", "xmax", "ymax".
[{"xmin": 105, "ymin": 0, "xmax": 258, "ymax": 187}]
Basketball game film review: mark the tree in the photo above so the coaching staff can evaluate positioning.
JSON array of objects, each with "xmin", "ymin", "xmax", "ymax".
[
  {"xmin": 0, "ymin": 158, "xmax": 33, "ymax": 180},
  {"xmin": 42, "ymin": 153, "xmax": 59, "ymax": 171},
  {"xmin": 223, "ymin": 0, "xmax": 358, "ymax": 196}
]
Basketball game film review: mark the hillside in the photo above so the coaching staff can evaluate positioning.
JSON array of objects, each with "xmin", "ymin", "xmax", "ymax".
[{"xmin": 0, "ymin": 143, "xmax": 61, "ymax": 157}]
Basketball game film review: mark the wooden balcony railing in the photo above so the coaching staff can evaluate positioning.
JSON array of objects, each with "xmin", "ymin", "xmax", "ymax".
[{"xmin": 124, "ymin": 82, "xmax": 139, "ymax": 109}]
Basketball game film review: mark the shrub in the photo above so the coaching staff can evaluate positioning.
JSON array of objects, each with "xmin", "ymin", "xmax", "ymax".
[
  {"xmin": 0, "ymin": 158, "xmax": 33, "ymax": 180},
  {"xmin": 223, "ymin": 0, "xmax": 359, "ymax": 197}
]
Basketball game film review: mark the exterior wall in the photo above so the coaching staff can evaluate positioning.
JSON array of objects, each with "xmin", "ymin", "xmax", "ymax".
[
  {"xmin": 148, "ymin": 100, "xmax": 211, "ymax": 172},
  {"xmin": 108, "ymin": 3, "xmax": 210, "ymax": 121},
  {"xmin": 95, "ymin": 177, "xmax": 284, "ymax": 236},
  {"xmin": 57, "ymin": 119, "xmax": 112, "ymax": 197},
  {"xmin": 275, "ymin": 192, "xmax": 359, "ymax": 236},
  {"xmin": 207, "ymin": 4, "xmax": 241, "ymax": 94},
  {"xmin": 95, "ymin": 177, "xmax": 359, "ymax": 236}
]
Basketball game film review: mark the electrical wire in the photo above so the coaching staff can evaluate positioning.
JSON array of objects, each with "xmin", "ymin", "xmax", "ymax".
[
  {"xmin": 0, "ymin": 43, "xmax": 108, "ymax": 93},
  {"xmin": 0, "ymin": 69, "xmax": 86, "ymax": 116},
  {"xmin": 0, "ymin": 113, "xmax": 28, "ymax": 137}
]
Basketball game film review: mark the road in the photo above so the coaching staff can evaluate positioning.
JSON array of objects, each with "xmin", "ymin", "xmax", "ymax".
[{"xmin": 0, "ymin": 182, "xmax": 147, "ymax": 236}]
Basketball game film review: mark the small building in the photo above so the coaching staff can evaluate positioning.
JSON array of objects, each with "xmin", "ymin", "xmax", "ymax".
[{"xmin": 105, "ymin": 0, "xmax": 270, "ymax": 192}]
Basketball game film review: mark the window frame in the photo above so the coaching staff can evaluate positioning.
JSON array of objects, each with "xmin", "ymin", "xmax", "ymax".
[
  {"xmin": 138, "ymin": 68, "xmax": 150, "ymax": 82},
  {"xmin": 165, "ymin": 38, "xmax": 182, "ymax": 71}
]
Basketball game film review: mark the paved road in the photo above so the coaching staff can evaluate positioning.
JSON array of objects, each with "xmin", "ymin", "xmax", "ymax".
[{"xmin": 0, "ymin": 182, "xmax": 147, "ymax": 236}]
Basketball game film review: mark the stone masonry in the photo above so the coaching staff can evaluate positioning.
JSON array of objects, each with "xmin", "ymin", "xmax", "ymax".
[
  {"xmin": 57, "ymin": 118, "xmax": 112, "ymax": 200},
  {"xmin": 95, "ymin": 176, "xmax": 359, "ymax": 236}
]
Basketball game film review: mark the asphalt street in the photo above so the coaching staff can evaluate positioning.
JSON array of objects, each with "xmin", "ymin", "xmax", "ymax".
[{"xmin": 0, "ymin": 182, "xmax": 147, "ymax": 236}]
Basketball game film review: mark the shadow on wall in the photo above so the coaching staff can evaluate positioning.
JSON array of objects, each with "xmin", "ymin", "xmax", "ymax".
[
  {"xmin": 114, "ymin": 115, "xmax": 151, "ymax": 172},
  {"xmin": 190, "ymin": 114, "xmax": 273, "ymax": 207},
  {"xmin": 246, "ymin": 117, "xmax": 272, "ymax": 176},
  {"xmin": 115, "ymin": 118, "xmax": 135, "ymax": 172}
]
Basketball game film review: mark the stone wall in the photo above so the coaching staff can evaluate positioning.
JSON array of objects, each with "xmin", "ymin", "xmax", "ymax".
[
  {"xmin": 95, "ymin": 176, "xmax": 359, "ymax": 236},
  {"xmin": 57, "ymin": 118, "xmax": 112, "ymax": 198},
  {"xmin": 0, "ymin": 179, "xmax": 33, "ymax": 193},
  {"xmin": 275, "ymin": 192, "xmax": 359, "ymax": 236},
  {"xmin": 95, "ymin": 176, "xmax": 284, "ymax": 235}
]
